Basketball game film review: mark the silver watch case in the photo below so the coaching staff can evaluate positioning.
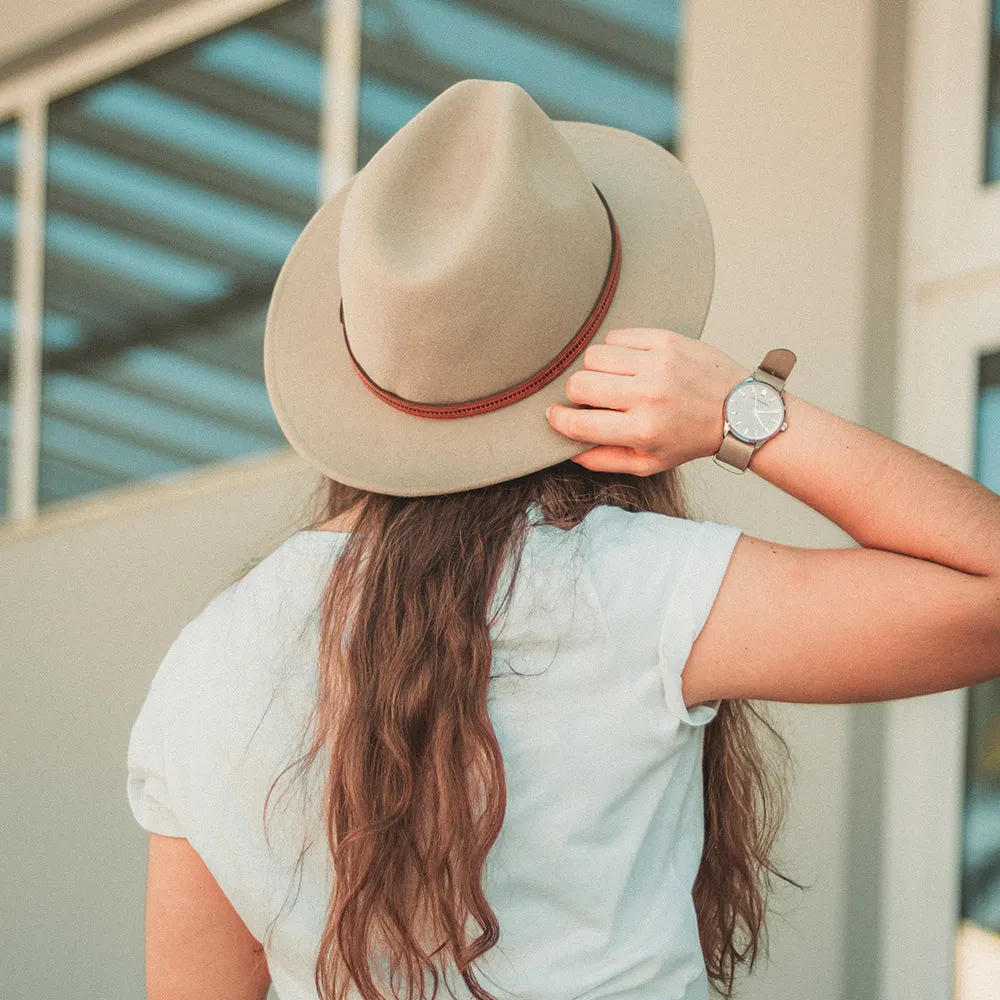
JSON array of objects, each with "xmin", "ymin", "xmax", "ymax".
[{"xmin": 722, "ymin": 373, "xmax": 788, "ymax": 445}]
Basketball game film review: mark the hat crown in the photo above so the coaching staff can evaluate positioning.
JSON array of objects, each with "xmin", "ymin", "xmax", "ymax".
[{"xmin": 337, "ymin": 79, "xmax": 612, "ymax": 403}]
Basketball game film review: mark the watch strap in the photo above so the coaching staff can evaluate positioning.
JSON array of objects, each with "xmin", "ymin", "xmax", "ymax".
[
  {"xmin": 754, "ymin": 348, "xmax": 796, "ymax": 391},
  {"xmin": 714, "ymin": 432, "xmax": 756, "ymax": 472}
]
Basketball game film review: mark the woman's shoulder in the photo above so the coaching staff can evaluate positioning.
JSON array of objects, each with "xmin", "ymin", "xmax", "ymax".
[
  {"xmin": 524, "ymin": 504, "xmax": 721, "ymax": 576},
  {"xmin": 160, "ymin": 533, "xmax": 333, "ymax": 675},
  {"xmin": 565, "ymin": 504, "xmax": 741, "ymax": 604},
  {"xmin": 571, "ymin": 503, "xmax": 705, "ymax": 545}
]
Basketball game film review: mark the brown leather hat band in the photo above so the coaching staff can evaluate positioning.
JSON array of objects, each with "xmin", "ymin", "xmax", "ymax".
[{"xmin": 338, "ymin": 184, "xmax": 621, "ymax": 419}]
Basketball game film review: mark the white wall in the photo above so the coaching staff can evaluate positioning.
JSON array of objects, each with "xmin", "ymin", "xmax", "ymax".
[
  {"xmin": 683, "ymin": 0, "xmax": 890, "ymax": 996},
  {"xmin": 0, "ymin": 451, "xmax": 318, "ymax": 998}
]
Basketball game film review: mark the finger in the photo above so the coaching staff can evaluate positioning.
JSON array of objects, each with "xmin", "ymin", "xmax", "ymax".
[
  {"xmin": 565, "ymin": 369, "xmax": 634, "ymax": 410},
  {"xmin": 547, "ymin": 402, "xmax": 643, "ymax": 448},
  {"xmin": 601, "ymin": 327, "xmax": 678, "ymax": 351},
  {"xmin": 581, "ymin": 342, "xmax": 646, "ymax": 376},
  {"xmin": 570, "ymin": 446, "xmax": 662, "ymax": 476}
]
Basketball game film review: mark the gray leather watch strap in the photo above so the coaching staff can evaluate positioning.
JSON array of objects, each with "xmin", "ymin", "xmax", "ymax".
[
  {"xmin": 756, "ymin": 348, "xmax": 796, "ymax": 390},
  {"xmin": 715, "ymin": 430, "xmax": 756, "ymax": 472}
]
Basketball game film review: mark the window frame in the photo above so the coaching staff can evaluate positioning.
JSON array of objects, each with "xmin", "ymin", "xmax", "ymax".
[
  {"xmin": 882, "ymin": 1, "xmax": 1000, "ymax": 998},
  {"xmin": 0, "ymin": 0, "xmax": 360, "ymax": 521}
]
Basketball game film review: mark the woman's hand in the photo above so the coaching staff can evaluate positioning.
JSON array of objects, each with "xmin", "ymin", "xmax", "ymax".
[{"xmin": 546, "ymin": 328, "xmax": 752, "ymax": 475}]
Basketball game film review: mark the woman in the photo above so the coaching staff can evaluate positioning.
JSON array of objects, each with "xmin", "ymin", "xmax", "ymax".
[{"xmin": 126, "ymin": 80, "xmax": 1000, "ymax": 1000}]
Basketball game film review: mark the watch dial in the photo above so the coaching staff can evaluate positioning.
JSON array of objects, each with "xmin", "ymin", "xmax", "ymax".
[{"xmin": 725, "ymin": 381, "xmax": 785, "ymax": 443}]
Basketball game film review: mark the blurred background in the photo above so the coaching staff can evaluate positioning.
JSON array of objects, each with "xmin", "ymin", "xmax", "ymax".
[{"xmin": 0, "ymin": 0, "xmax": 998, "ymax": 997}]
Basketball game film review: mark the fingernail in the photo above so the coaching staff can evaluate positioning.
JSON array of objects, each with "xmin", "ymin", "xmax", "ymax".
[{"xmin": 545, "ymin": 404, "xmax": 553, "ymax": 419}]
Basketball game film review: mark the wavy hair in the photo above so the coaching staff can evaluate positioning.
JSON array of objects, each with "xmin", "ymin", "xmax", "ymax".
[{"xmin": 262, "ymin": 459, "xmax": 798, "ymax": 999}]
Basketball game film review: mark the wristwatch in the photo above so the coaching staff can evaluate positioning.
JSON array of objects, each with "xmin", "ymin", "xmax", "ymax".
[{"xmin": 713, "ymin": 348, "xmax": 797, "ymax": 474}]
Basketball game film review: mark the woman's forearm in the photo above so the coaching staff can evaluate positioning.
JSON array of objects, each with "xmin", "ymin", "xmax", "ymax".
[
  {"xmin": 549, "ymin": 327, "xmax": 1000, "ymax": 582},
  {"xmin": 746, "ymin": 390, "xmax": 1000, "ymax": 579},
  {"xmin": 549, "ymin": 328, "xmax": 1000, "ymax": 698}
]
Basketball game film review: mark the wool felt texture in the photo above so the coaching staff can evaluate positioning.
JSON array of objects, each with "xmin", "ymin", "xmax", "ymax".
[{"xmin": 263, "ymin": 78, "xmax": 714, "ymax": 496}]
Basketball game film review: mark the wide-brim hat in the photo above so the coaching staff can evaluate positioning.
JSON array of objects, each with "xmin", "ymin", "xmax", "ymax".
[{"xmin": 264, "ymin": 79, "xmax": 714, "ymax": 497}]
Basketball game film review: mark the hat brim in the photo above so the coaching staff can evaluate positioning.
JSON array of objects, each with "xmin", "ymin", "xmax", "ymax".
[{"xmin": 263, "ymin": 121, "xmax": 714, "ymax": 497}]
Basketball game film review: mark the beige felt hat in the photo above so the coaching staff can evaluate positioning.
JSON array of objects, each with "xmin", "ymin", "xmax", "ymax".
[{"xmin": 263, "ymin": 78, "xmax": 715, "ymax": 497}]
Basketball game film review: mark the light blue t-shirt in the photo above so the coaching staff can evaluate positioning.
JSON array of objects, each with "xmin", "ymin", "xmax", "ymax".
[{"xmin": 126, "ymin": 503, "xmax": 742, "ymax": 999}]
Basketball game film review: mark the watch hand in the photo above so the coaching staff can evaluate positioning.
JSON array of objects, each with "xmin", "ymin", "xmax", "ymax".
[{"xmin": 754, "ymin": 407, "xmax": 784, "ymax": 429}]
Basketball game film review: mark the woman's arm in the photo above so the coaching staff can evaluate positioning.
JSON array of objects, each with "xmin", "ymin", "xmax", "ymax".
[
  {"xmin": 546, "ymin": 327, "xmax": 1000, "ymax": 705},
  {"xmin": 145, "ymin": 834, "xmax": 271, "ymax": 1000},
  {"xmin": 748, "ymin": 388, "xmax": 1000, "ymax": 579}
]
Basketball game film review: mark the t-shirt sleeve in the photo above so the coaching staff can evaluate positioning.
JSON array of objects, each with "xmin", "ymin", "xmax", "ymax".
[
  {"xmin": 657, "ymin": 518, "xmax": 742, "ymax": 727},
  {"xmin": 583, "ymin": 507, "xmax": 743, "ymax": 729},
  {"xmin": 126, "ymin": 627, "xmax": 192, "ymax": 839}
]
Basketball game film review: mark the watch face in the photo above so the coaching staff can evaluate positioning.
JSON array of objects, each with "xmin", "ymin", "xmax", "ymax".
[{"xmin": 725, "ymin": 379, "xmax": 785, "ymax": 443}]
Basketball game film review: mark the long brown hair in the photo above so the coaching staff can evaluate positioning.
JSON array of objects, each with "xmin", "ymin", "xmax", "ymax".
[{"xmin": 262, "ymin": 459, "xmax": 798, "ymax": 999}]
